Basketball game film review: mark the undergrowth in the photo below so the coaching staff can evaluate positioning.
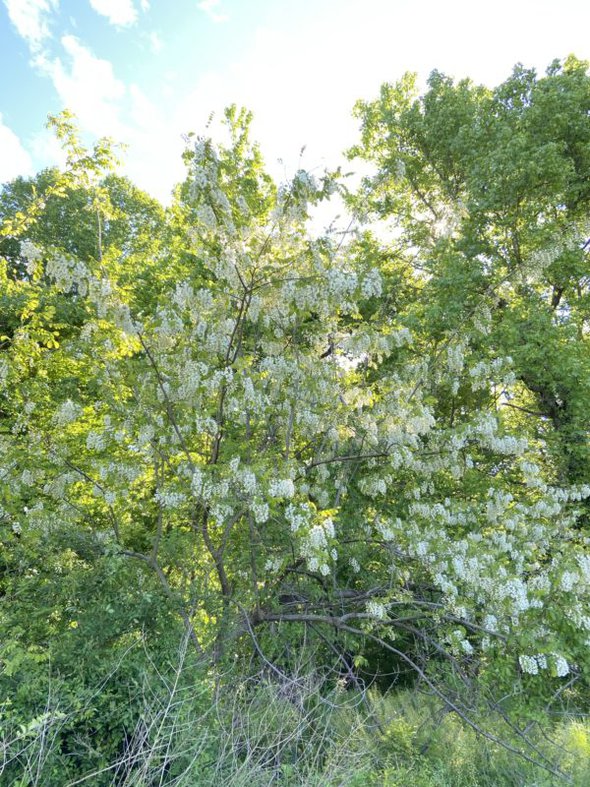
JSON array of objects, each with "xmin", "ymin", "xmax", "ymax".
[{"xmin": 1, "ymin": 635, "xmax": 589, "ymax": 786}]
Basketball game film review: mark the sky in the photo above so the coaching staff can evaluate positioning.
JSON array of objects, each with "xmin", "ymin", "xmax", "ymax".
[{"xmin": 1, "ymin": 0, "xmax": 590, "ymax": 204}]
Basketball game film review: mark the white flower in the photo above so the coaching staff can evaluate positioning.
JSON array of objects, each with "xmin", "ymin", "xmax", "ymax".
[
  {"xmin": 460, "ymin": 639, "xmax": 474, "ymax": 655},
  {"xmin": 391, "ymin": 326, "xmax": 413, "ymax": 347},
  {"xmin": 264, "ymin": 557, "xmax": 282, "ymax": 573},
  {"xmin": 285, "ymin": 503, "xmax": 309, "ymax": 533},
  {"xmin": 308, "ymin": 524, "xmax": 328, "ymax": 549},
  {"xmin": 577, "ymin": 555, "xmax": 590, "ymax": 582},
  {"xmin": 86, "ymin": 431, "xmax": 106, "ymax": 451},
  {"xmin": 483, "ymin": 615, "xmax": 498, "ymax": 633},
  {"xmin": 323, "ymin": 518, "xmax": 335, "ymax": 539},
  {"xmin": 519, "ymin": 655, "xmax": 539, "ymax": 675},
  {"xmin": 268, "ymin": 478, "xmax": 295, "ymax": 499},
  {"xmin": 20, "ymin": 239, "xmax": 42, "ymax": 275},
  {"xmin": 554, "ymin": 655, "xmax": 570, "ymax": 677},
  {"xmin": 197, "ymin": 204, "xmax": 217, "ymax": 230},
  {"xmin": 0, "ymin": 359, "xmax": 8, "ymax": 389},
  {"xmin": 172, "ymin": 281, "xmax": 194, "ymax": 309},
  {"xmin": 251, "ymin": 501, "xmax": 269, "ymax": 524},
  {"xmin": 560, "ymin": 571, "xmax": 578, "ymax": 592},
  {"xmin": 366, "ymin": 600, "xmax": 388, "ymax": 620},
  {"xmin": 535, "ymin": 654, "xmax": 547, "ymax": 670},
  {"xmin": 191, "ymin": 468, "xmax": 204, "ymax": 496},
  {"xmin": 415, "ymin": 541, "xmax": 428, "ymax": 557},
  {"xmin": 54, "ymin": 399, "xmax": 80, "ymax": 426},
  {"xmin": 241, "ymin": 470, "xmax": 257, "ymax": 495},
  {"xmin": 375, "ymin": 519, "xmax": 395, "ymax": 541},
  {"xmin": 155, "ymin": 490, "xmax": 186, "ymax": 509},
  {"xmin": 20, "ymin": 469, "xmax": 35, "ymax": 486},
  {"xmin": 361, "ymin": 268, "xmax": 382, "ymax": 299},
  {"xmin": 349, "ymin": 557, "xmax": 360, "ymax": 573},
  {"xmin": 136, "ymin": 424, "xmax": 155, "ymax": 447}
]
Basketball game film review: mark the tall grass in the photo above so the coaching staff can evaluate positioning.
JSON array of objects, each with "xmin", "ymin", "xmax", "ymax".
[{"xmin": 2, "ymin": 635, "xmax": 589, "ymax": 786}]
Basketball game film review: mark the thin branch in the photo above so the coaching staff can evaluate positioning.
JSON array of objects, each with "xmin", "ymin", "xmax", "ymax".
[
  {"xmin": 251, "ymin": 611, "xmax": 571, "ymax": 782},
  {"xmin": 121, "ymin": 550, "xmax": 205, "ymax": 659},
  {"xmin": 502, "ymin": 402, "xmax": 549, "ymax": 418}
]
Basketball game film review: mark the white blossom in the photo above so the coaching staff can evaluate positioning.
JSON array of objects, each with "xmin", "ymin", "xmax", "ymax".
[
  {"xmin": 519, "ymin": 655, "xmax": 539, "ymax": 675},
  {"xmin": 54, "ymin": 400, "xmax": 81, "ymax": 426},
  {"xmin": 251, "ymin": 501, "xmax": 269, "ymax": 524},
  {"xmin": 86, "ymin": 431, "xmax": 106, "ymax": 452},
  {"xmin": 268, "ymin": 478, "xmax": 295, "ymax": 499},
  {"xmin": 349, "ymin": 557, "xmax": 361, "ymax": 573},
  {"xmin": 554, "ymin": 655, "xmax": 570, "ymax": 677},
  {"xmin": 366, "ymin": 600, "xmax": 388, "ymax": 620}
]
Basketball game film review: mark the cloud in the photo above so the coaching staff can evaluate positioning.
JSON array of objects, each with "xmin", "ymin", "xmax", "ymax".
[
  {"xmin": 173, "ymin": 25, "xmax": 361, "ymax": 180},
  {"xmin": 0, "ymin": 114, "xmax": 33, "ymax": 183},
  {"xmin": 35, "ymin": 34, "xmax": 183, "ymax": 201},
  {"xmin": 147, "ymin": 30, "xmax": 162, "ymax": 53},
  {"xmin": 197, "ymin": 0, "xmax": 228, "ymax": 23},
  {"xmin": 3, "ymin": 0, "xmax": 58, "ymax": 52},
  {"xmin": 39, "ymin": 35, "xmax": 127, "ymax": 138},
  {"xmin": 88, "ymin": 0, "xmax": 138, "ymax": 27},
  {"xmin": 29, "ymin": 126, "xmax": 68, "ymax": 170}
]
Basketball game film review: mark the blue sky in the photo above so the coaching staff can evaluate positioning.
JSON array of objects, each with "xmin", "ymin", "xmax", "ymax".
[{"xmin": 1, "ymin": 0, "xmax": 589, "ymax": 203}]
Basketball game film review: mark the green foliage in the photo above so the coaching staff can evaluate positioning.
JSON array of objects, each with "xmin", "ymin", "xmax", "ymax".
[
  {"xmin": 350, "ymin": 56, "xmax": 590, "ymax": 485},
  {"xmin": 2, "ymin": 61, "xmax": 590, "ymax": 783}
]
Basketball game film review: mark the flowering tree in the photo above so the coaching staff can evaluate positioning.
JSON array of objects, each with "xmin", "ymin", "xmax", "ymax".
[
  {"xmin": 346, "ymin": 56, "xmax": 590, "ymax": 689},
  {"xmin": 1, "ymin": 66, "xmax": 590, "ymax": 775}
]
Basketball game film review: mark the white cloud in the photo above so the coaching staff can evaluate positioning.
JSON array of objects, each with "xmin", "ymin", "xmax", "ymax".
[
  {"xmin": 128, "ymin": 83, "xmax": 160, "ymax": 130},
  {"xmin": 14, "ymin": 0, "xmax": 590, "ymax": 213},
  {"xmin": 3, "ymin": 0, "xmax": 58, "ymax": 51},
  {"xmin": 140, "ymin": 0, "xmax": 149, "ymax": 10},
  {"xmin": 197, "ymin": 0, "xmax": 228, "ymax": 23},
  {"xmin": 88, "ymin": 0, "xmax": 138, "ymax": 27},
  {"xmin": 147, "ymin": 30, "xmax": 163, "ymax": 53},
  {"xmin": 29, "ymin": 127, "xmax": 67, "ymax": 170},
  {"xmin": 173, "ymin": 25, "xmax": 360, "ymax": 180},
  {"xmin": 171, "ymin": 0, "xmax": 590, "ymax": 195},
  {"xmin": 0, "ymin": 114, "xmax": 33, "ymax": 183},
  {"xmin": 35, "ymin": 34, "xmax": 183, "ymax": 201},
  {"xmin": 39, "ymin": 35, "xmax": 127, "ymax": 138}
]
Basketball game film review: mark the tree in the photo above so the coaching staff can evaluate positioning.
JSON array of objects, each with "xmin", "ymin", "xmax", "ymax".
[
  {"xmin": 1, "ymin": 69, "xmax": 590, "ymax": 780},
  {"xmin": 350, "ymin": 55, "xmax": 590, "ymax": 485}
]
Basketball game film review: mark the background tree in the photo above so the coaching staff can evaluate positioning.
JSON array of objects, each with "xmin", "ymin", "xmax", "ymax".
[{"xmin": 349, "ymin": 55, "xmax": 590, "ymax": 486}]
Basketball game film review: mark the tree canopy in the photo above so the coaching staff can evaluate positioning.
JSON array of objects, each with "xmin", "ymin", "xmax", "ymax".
[{"xmin": 1, "ymin": 60, "xmax": 590, "ymax": 784}]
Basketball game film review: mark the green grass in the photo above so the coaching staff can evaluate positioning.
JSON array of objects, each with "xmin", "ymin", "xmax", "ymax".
[{"xmin": 3, "ymin": 664, "xmax": 590, "ymax": 786}]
